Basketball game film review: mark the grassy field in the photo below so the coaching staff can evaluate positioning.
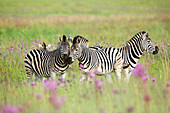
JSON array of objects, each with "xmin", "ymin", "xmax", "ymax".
[{"xmin": 0, "ymin": 0, "xmax": 170, "ymax": 113}]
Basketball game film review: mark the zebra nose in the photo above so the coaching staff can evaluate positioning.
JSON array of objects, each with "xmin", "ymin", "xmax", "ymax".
[
  {"xmin": 63, "ymin": 54, "xmax": 68, "ymax": 59},
  {"xmin": 153, "ymin": 46, "xmax": 159, "ymax": 55}
]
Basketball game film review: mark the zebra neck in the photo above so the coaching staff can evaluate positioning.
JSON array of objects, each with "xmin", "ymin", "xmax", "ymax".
[
  {"xmin": 123, "ymin": 39, "xmax": 144, "ymax": 68},
  {"xmin": 78, "ymin": 47, "xmax": 90, "ymax": 65}
]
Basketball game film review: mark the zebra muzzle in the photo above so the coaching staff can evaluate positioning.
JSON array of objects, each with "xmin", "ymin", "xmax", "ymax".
[
  {"xmin": 153, "ymin": 46, "xmax": 159, "ymax": 55},
  {"xmin": 66, "ymin": 57, "xmax": 73, "ymax": 64}
]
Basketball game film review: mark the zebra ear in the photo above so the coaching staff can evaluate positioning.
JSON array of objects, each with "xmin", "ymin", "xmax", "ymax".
[
  {"xmin": 67, "ymin": 35, "xmax": 73, "ymax": 43},
  {"xmin": 77, "ymin": 37, "xmax": 81, "ymax": 44},
  {"xmin": 47, "ymin": 44, "xmax": 51, "ymax": 50},
  {"xmin": 142, "ymin": 31, "xmax": 148, "ymax": 40},
  {"xmin": 58, "ymin": 35, "xmax": 62, "ymax": 42}
]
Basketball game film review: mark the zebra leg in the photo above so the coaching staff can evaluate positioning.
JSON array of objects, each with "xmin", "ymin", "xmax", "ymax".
[
  {"xmin": 60, "ymin": 73, "xmax": 66, "ymax": 80},
  {"xmin": 27, "ymin": 72, "xmax": 33, "ymax": 83},
  {"xmin": 122, "ymin": 68, "xmax": 130, "ymax": 82},
  {"xmin": 27, "ymin": 76, "xmax": 32, "ymax": 83},
  {"xmin": 115, "ymin": 69, "xmax": 122, "ymax": 81},
  {"xmin": 105, "ymin": 74, "xmax": 113, "ymax": 83},
  {"xmin": 34, "ymin": 74, "xmax": 38, "ymax": 82},
  {"xmin": 51, "ymin": 72, "xmax": 56, "ymax": 80}
]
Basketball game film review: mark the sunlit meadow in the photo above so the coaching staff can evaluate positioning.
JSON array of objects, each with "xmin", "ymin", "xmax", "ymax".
[{"xmin": 0, "ymin": 0, "xmax": 170, "ymax": 113}]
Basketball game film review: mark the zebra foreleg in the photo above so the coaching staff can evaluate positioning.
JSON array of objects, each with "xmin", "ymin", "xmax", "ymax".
[
  {"xmin": 115, "ymin": 69, "xmax": 122, "ymax": 81},
  {"xmin": 122, "ymin": 68, "xmax": 131, "ymax": 82},
  {"xmin": 60, "ymin": 73, "xmax": 66, "ymax": 80},
  {"xmin": 27, "ymin": 76, "xmax": 32, "ymax": 83},
  {"xmin": 105, "ymin": 74, "xmax": 113, "ymax": 83},
  {"xmin": 51, "ymin": 72, "xmax": 56, "ymax": 80}
]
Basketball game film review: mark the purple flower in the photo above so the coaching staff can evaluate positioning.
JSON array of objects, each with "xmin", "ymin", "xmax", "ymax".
[
  {"xmin": 44, "ymin": 79, "xmax": 47, "ymax": 83},
  {"xmin": 132, "ymin": 63, "xmax": 146, "ymax": 78},
  {"xmin": 23, "ymin": 81, "xmax": 26, "ymax": 85},
  {"xmin": 79, "ymin": 64, "xmax": 83, "ymax": 68},
  {"xmin": 166, "ymin": 82, "xmax": 170, "ymax": 87},
  {"xmin": 95, "ymin": 78, "xmax": 103, "ymax": 91},
  {"xmin": 25, "ymin": 50, "xmax": 27, "ymax": 53},
  {"xmin": 17, "ymin": 105, "xmax": 24, "ymax": 112},
  {"xmin": 36, "ymin": 93, "xmax": 42, "ymax": 99},
  {"xmin": 151, "ymin": 78, "xmax": 156, "ymax": 82},
  {"xmin": 3, "ymin": 105, "xmax": 18, "ymax": 113},
  {"xmin": 43, "ymin": 80, "xmax": 59, "ymax": 92},
  {"xmin": 127, "ymin": 106, "xmax": 134, "ymax": 113},
  {"xmin": 152, "ymin": 62, "xmax": 154, "ymax": 65},
  {"xmin": 80, "ymin": 74, "xmax": 83, "ymax": 78},
  {"xmin": 90, "ymin": 73, "xmax": 96, "ymax": 78},
  {"xmin": 37, "ymin": 111, "xmax": 42, "ymax": 113},
  {"xmin": 58, "ymin": 78, "xmax": 63, "ymax": 82},
  {"xmin": 112, "ymin": 89, "xmax": 118, "ymax": 94},
  {"xmin": 142, "ymin": 76, "xmax": 148, "ymax": 82},
  {"xmin": 35, "ymin": 40, "xmax": 39, "ymax": 43},
  {"xmin": 142, "ymin": 53, "xmax": 145, "ymax": 56},
  {"xmin": 31, "ymin": 82, "xmax": 35, "ymax": 86},
  {"xmin": 49, "ymin": 95, "xmax": 66, "ymax": 109},
  {"xmin": 144, "ymin": 94, "xmax": 151, "ymax": 102},
  {"xmin": 168, "ymin": 106, "xmax": 170, "ymax": 111}
]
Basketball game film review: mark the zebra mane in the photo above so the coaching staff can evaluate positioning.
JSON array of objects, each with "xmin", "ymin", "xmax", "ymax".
[
  {"xmin": 73, "ymin": 35, "xmax": 89, "ymax": 47},
  {"xmin": 63, "ymin": 35, "xmax": 67, "ymax": 42},
  {"xmin": 126, "ymin": 31, "xmax": 147, "ymax": 46}
]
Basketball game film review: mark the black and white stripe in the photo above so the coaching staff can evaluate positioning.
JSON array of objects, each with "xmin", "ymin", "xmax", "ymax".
[
  {"xmin": 70, "ymin": 31, "xmax": 159, "ymax": 83},
  {"xmin": 24, "ymin": 35, "xmax": 73, "ymax": 82}
]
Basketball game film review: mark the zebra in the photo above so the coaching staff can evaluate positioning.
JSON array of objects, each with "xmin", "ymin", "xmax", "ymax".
[
  {"xmin": 39, "ymin": 42, "xmax": 52, "ymax": 51},
  {"xmin": 24, "ymin": 35, "xmax": 73, "ymax": 82},
  {"xmin": 70, "ymin": 31, "xmax": 159, "ymax": 83}
]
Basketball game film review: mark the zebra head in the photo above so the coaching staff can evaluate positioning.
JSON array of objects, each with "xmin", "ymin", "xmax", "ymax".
[
  {"xmin": 141, "ymin": 31, "xmax": 159, "ymax": 55},
  {"xmin": 58, "ymin": 35, "xmax": 73, "ymax": 64},
  {"xmin": 70, "ymin": 36, "xmax": 87, "ymax": 62},
  {"xmin": 39, "ymin": 42, "xmax": 52, "ymax": 51}
]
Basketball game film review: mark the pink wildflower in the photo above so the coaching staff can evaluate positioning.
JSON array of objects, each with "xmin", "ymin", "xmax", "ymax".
[
  {"xmin": 31, "ymin": 82, "xmax": 35, "ymax": 86},
  {"xmin": 3, "ymin": 105, "xmax": 18, "ymax": 113},
  {"xmin": 23, "ymin": 81, "xmax": 26, "ymax": 85},
  {"xmin": 151, "ymin": 78, "xmax": 156, "ymax": 82},
  {"xmin": 36, "ymin": 93, "xmax": 42, "ymax": 99},
  {"xmin": 142, "ymin": 53, "xmax": 145, "ymax": 56},
  {"xmin": 168, "ymin": 106, "xmax": 170, "ymax": 111},
  {"xmin": 94, "ymin": 78, "xmax": 103, "ymax": 91},
  {"xmin": 36, "ymin": 111, "xmax": 42, "ymax": 113},
  {"xmin": 127, "ymin": 106, "xmax": 134, "ymax": 113},
  {"xmin": 49, "ymin": 95, "xmax": 66, "ymax": 109},
  {"xmin": 35, "ymin": 40, "xmax": 39, "ymax": 44},
  {"xmin": 43, "ymin": 80, "xmax": 59, "ymax": 92},
  {"xmin": 144, "ymin": 94, "xmax": 151, "ymax": 102},
  {"xmin": 17, "ymin": 105, "xmax": 24, "ymax": 112},
  {"xmin": 112, "ymin": 89, "xmax": 118, "ymax": 94},
  {"xmin": 133, "ymin": 63, "xmax": 146, "ymax": 78},
  {"xmin": 166, "ymin": 82, "xmax": 170, "ymax": 87},
  {"xmin": 79, "ymin": 64, "xmax": 83, "ymax": 68},
  {"xmin": 142, "ymin": 76, "xmax": 148, "ymax": 82}
]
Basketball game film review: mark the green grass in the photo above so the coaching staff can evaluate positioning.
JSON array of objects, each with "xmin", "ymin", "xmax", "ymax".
[{"xmin": 0, "ymin": 0, "xmax": 170, "ymax": 113}]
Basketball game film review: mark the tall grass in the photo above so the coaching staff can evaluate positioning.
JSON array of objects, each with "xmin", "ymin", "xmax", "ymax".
[{"xmin": 0, "ymin": 0, "xmax": 170, "ymax": 113}]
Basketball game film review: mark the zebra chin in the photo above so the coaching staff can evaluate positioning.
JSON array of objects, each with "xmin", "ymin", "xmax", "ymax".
[
  {"xmin": 65, "ymin": 57, "xmax": 73, "ymax": 64},
  {"xmin": 153, "ymin": 46, "xmax": 159, "ymax": 55}
]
